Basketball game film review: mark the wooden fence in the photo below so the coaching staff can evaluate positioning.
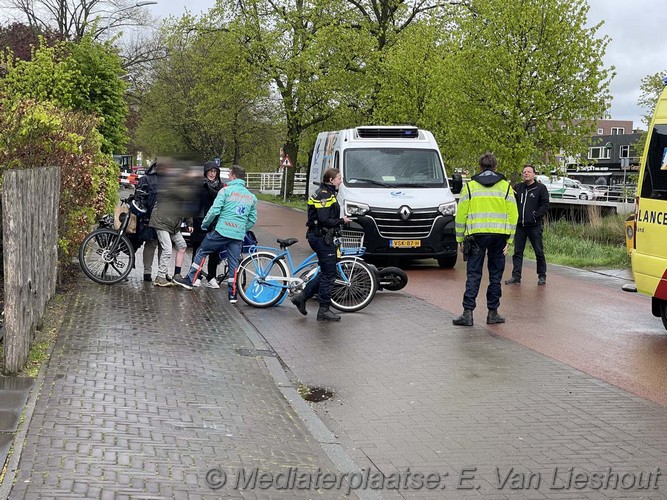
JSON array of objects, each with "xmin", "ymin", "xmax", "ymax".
[{"xmin": 2, "ymin": 167, "xmax": 60, "ymax": 373}]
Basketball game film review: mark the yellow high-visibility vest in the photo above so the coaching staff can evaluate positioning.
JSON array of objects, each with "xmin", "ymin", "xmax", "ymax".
[{"xmin": 455, "ymin": 179, "xmax": 518, "ymax": 243}]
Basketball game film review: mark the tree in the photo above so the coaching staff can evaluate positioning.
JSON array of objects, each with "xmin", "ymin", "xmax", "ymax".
[
  {"xmin": 228, "ymin": 0, "xmax": 372, "ymax": 194},
  {"xmin": 638, "ymin": 71, "xmax": 667, "ymax": 126},
  {"xmin": 0, "ymin": 22, "xmax": 62, "ymax": 63},
  {"xmin": 134, "ymin": 14, "xmax": 281, "ymax": 165},
  {"xmin": 1, "ymin": 34, "xmax": 129, "ymax": 154},
  {"xmin": 0, "ymin": 0, "xmax": 152, "ymax": 41},
  {"xmin": 429, "ymin": 0, "xmax": 612, "ymax": 174}
]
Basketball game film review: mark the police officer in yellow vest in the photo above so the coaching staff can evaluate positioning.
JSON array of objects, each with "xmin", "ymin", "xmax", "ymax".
[{"xmin": 453, "ymin": 153, "xmax": 518, "ymax": 326}]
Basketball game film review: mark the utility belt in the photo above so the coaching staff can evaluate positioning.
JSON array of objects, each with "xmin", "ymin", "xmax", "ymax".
[{"xmin": 306, "ymin": 226, "xmax": 338, "ymax": 245}]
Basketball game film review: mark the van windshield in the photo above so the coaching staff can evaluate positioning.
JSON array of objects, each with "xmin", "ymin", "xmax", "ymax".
[{"xmin": 343, "ymin": 148, "xmax": 445, "ymax": 188}]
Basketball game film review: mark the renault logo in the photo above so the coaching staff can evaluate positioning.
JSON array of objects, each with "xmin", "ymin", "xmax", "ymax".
[{"xmin": 399, "ymin": 206, "xmax": 412, "ymax": 221}]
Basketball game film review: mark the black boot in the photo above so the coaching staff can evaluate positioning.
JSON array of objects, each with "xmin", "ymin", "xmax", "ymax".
[
  {"xmin": 452, "ymin": 309, "xmax": 473, "ymax": 326},
  {"xmin": 487, "ymin": 309, "xmax": 505, "ymax": 324},
  {"xmin": 317, "ymin": 305, "xmax": 341, "ymax": 322},
  {"xmin": 290, "ymin": 292, "xmax": 308, "ymax": 315}
]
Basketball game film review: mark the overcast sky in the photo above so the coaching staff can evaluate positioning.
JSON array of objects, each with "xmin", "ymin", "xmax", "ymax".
[{"xmin": 149, "ymin": 0, "xmax": 666, "ymax": 131}]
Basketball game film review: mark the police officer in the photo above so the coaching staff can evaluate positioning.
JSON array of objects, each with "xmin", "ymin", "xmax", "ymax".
[
  {"xmin": 453, "ymin": 153, "xmax": 518, "ymax": 326},
  {"xmin": 291, "ymin": 168, "xmax": 351, "ymax": 321}
]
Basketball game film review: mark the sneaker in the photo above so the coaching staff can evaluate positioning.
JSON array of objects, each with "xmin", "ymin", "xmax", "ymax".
[
  {"xmin": 504, "ymin": 277, "xmax": 521, "ymax": 285},
  {"xmin": 154, "ymin": 276, "xmax": 172, "ymax": 287},
  {"xmin": 166, "ymin": 274, "xmax": 173, "ymax": 282},
  {"xmin": 143, "ymin": 274, "xmax": 152, "ymax": 282},
  {"xmin": 207, "ymin": 278, "xmax": 220, "ymax": 289},
  {"xmin": 172, "ymin": 275, "xmax": 193, "ymax": 290},
  {"xmin": 228, "ymin": 291, "xmax": 238, "ymax": 304},
  {"xmin": 193, "ymin": 278, "xmax": 202, "ymax": 287},
  {"xmin": 538, "ymin": 275, "xmax": 547, "ymax": 286}
]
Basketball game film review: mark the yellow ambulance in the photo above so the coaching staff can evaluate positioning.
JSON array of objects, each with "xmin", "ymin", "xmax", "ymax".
[{"xmin": 626, "ymin": 80, "xmax": 667, "ymax": 330}]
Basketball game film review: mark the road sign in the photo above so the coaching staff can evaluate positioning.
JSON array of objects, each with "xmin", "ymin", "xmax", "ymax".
[
  {"xmin": 605, "ymin": 142, "xmax": 613, "ymax": 150},
  {"xmin": 281, "ymin": 155, "xmax": 293, "ymax": 168}
]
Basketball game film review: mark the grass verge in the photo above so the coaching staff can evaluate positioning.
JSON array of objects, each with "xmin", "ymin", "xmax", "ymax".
[{"xmin": 524, "ymin": 211, "xmax": 630, "ymax": 269}]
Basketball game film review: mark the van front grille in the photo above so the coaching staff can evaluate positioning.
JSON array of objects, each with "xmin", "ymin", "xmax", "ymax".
[{"xmin": 367, "ymin": 207, "xmax": 440, "ymax": 238}]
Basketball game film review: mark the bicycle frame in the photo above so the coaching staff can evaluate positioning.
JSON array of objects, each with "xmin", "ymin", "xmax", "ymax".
[
  {"xmin": 245, "ymin": 245, "xmax": 319, "ymax": 295},
  {"xmin": 243, "ymin": 244, "xmax": 361, "ymax": 306}
]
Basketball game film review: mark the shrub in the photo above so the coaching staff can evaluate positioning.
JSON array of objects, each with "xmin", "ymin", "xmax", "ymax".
[{"xmin": 0, "ymin": 96, "xmax": 118, "ymax": 279}]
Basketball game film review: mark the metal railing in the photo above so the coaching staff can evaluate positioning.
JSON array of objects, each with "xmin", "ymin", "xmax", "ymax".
[{"xmin": 246, "ymin": 172, "xmax": 307, "ymax": 195}]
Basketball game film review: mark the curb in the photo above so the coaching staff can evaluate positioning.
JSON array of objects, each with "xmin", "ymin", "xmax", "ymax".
[{"xmin": 231, "ymin": 304, "xmax": 382, "ymax": 500}]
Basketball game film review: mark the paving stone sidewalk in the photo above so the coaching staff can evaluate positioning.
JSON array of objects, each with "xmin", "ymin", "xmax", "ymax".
[{"xmin": 4, "ymin": 272, "xmax": 346, "ymax": 499}]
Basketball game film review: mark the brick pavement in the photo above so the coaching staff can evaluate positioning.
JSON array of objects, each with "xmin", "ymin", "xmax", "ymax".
[
  {"xmin": 4, "ymin": 211, "xmax": 667, "ymax": 499},
  {"xmin": 5, "ymin": 267, "xmax": 346, "ymax": 499}
]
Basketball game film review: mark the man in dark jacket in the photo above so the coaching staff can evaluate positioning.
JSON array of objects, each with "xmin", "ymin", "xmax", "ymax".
[{"xmin": 505, "ymin": 165, "xmax": 550, "ymax": 286}]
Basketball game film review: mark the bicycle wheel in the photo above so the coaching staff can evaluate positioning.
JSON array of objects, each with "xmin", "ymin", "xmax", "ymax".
[
  {"xmin": 330, "ymin": 258, "xmax": 377, "ymax": 312},
  {"xmin": 79, "ymin": 229, "xmax": 135, "ymax": 285},
  {"xmin": 236, "ymin": 251, "xmax": 289, "ymax": 307}
]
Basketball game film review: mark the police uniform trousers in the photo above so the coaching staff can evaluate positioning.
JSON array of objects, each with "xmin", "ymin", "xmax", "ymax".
[
  {"xmin": 302, "ymin": 232, "xmax": 337, "ymax": 306},
  {"xmin": 463, "ymin": 234, "xmax": 507, "ymax": 311}
]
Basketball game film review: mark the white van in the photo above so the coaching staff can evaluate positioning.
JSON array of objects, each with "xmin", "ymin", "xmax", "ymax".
[{"xmin": 308, "ymin": 126, "xmax": 460, "ymax": 267}]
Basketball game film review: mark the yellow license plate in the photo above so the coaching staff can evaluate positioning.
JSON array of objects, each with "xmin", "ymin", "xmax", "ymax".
[{"xmin": 390, "ymin": 239, "xmax": 421, "ymax": 248}]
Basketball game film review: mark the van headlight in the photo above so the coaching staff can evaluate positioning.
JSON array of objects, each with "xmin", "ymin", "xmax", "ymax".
[
  {"xmin": 438, "ymin": 201, "xmax": 456, "ymax": 216},
  {"xmin": 345, "ymin": 201, "xmax": 370, "ymax": 216}
]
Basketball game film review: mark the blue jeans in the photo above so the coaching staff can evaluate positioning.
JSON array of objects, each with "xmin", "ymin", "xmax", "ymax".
[
  {"xmin": 187, "ymin": 231, "xmax": 242, "ymax": 291},
  {"xmin": 462, "ymin": 234, "xmax": 507, "ymax": 311}
]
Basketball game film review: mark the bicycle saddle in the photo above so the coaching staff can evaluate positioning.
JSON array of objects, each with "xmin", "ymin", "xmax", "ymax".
[{"xmin": 278, "ymin": 238, "xmax": 298, "ymax": 248}]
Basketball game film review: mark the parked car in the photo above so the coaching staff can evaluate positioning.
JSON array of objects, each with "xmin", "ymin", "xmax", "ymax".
[{"xmin": 541, "ymin": 176, "xmax": 597, "ymax": 200}]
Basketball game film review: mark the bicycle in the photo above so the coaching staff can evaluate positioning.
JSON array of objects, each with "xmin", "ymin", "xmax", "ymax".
[
  {"xmin": 78, "ymin": 192, "xmax": 147, "ymax": 285},
  {"xmin": 235, "ymin": 230, "xmax": 378, "ymax": 312}
]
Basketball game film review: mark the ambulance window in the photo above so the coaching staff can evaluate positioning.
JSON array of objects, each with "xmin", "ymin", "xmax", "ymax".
[
  {"xmin": 334, "ymin": 151, "xmax": 340, "ymax": 170},
  {"xmin": 641, "ymin": 125, "xmax": 667, "ymax": 199}
]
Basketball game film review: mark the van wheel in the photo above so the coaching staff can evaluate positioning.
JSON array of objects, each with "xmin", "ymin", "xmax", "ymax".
[
  {"xmin": 660, "ymin": 300, "xmax": 667, "ymax": 331},
  {"xmin": 437, "ymin": 254, "xmax": 457, "ymax": 268}
]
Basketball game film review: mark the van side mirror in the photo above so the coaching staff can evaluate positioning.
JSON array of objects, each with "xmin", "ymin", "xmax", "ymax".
[{"xmin": 450, "ymin": 173, "xmax": 463, "ymax": 194}]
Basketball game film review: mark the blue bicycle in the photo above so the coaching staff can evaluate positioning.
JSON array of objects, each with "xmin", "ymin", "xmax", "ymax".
[{"xmin": 235, "ymin": 230, "xmax": 377, "ymax": 312}]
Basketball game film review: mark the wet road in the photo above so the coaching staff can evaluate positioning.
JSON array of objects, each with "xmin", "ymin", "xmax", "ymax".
[{"xmin": 255, "ymin": 200, "xmax": 667, "ymax": 407}]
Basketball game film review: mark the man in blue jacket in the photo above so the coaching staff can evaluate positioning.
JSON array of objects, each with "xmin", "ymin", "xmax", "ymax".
[
  {"xmin": 505, "ymin": 165, "xmax": 550, "ymax": 286},
  {"xmin": 173, "ymin": 165, "xmax": 257, "ymax": 303}
]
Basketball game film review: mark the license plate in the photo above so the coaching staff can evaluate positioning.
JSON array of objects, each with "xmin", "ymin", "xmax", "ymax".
[{"xmin": 390, "ymin": 239, "xmax": 421, "ymax": 248}]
